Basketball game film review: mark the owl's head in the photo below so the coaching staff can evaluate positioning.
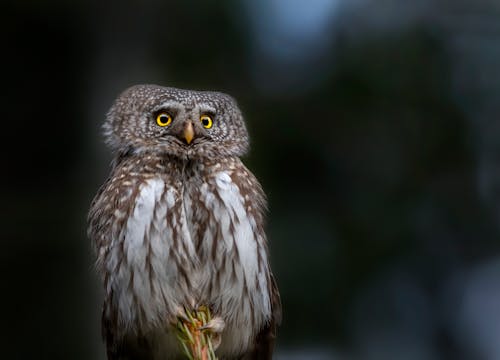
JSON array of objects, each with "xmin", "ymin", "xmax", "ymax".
[{"xmin": 104, "ymin": 84, "xmax": 249, "ymax": 160}]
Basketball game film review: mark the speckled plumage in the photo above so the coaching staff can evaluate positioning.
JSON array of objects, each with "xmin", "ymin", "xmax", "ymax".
[{"xmin": 88, "ymin": 85, "xmax": 281, "ymax": 360}]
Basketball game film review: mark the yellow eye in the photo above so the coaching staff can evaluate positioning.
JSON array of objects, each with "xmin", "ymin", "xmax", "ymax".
[
  {"xmin": 156, "ymin": 112, "xmax": 172, "ymax": 127},
  {"xmin": 200, "ymin": 115, "xmax": 213, "ymax": 129}
]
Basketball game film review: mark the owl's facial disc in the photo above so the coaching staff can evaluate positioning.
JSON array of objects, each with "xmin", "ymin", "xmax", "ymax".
[{"xmin": 105, "ymin": 85, "xmax": 250, "ymax": 159}]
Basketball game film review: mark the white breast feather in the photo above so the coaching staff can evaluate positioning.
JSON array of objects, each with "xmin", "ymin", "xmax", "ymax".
[
  {"xmin": 108, "ymin": 178, "xmax": 180, "ymax": 327},
  {"xmin": 207, "ymin": 172, "xmax": 271, "ymax": 355},
  {"xmin": 108, "ymin": 173, "xmax": 271, "ymax": 356}
]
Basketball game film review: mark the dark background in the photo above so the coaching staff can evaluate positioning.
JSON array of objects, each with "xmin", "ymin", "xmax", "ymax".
[{"xmin": 3, "ymin": 0, "xmax": 500, "ymax": 359}]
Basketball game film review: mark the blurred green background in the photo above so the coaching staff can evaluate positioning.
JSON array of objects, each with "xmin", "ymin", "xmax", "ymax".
[{"xmin": 3, "ymin": 0, "xmax": 500, "ymax": 359}]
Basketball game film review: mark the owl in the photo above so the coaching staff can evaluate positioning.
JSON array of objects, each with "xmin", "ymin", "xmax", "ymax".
[{"xmin": 88, "ymin": 85, "xmax": 281, "ymax": 360}]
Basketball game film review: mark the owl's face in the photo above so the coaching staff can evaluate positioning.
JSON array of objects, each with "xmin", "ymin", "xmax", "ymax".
[{"xmin": 104, "ymin": 84, "xmax": 249, "ymax": 160}]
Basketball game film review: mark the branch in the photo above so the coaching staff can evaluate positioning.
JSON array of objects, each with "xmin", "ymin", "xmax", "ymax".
[{"xmin": 175, "ymin": 305, "xmax": 224, "ymax": 360}]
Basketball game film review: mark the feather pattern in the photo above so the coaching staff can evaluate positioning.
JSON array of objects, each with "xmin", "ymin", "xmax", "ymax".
[
  {"xmin": 88, "ymin": 84, "xmax": 280, "ymax": 360},
  {"xmin": 88, "ymin": 154, "xmax": 279, "ymax": 359}
]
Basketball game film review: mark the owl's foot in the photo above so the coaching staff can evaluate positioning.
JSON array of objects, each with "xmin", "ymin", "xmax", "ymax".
[
  {"xmin": 200, "ymin": 316, "xmax": 225, "ymax": 349},
  {"xmin": 200, "ymin": 317, "xmax": 225, "ymax": 333},
  {"xmin": 174, "ymin": 305, "xmax": 225, "ymax": 359}
]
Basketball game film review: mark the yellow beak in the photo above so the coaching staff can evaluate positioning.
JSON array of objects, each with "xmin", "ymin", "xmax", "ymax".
[{"xmin": 184, "ymin": 122, "xmax": 194, "ymax": 144}]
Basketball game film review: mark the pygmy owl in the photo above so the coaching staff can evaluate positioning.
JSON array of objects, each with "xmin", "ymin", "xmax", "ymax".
[{"xmin": 88, "ymin": 84, "xmax": 281, "ymax": 359}]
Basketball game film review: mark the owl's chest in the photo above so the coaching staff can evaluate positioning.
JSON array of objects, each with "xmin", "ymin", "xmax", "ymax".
[
  {"xmin": 181, "ymin": 172, "xmax": 257, "ymax": 265},
  {"xmin": 120, "ymin": 170, "xmax": 261, "ymax": 299},
  {"xmin": 103, "ymin": 167, "xmax": 271, "ymax": 355}
]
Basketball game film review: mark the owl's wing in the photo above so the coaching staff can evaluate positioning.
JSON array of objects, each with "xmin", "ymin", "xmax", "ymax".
[
  {"xmin": 103, "ymin": 329, "xmax": 154, "ymax": 360},
  {"xmin": 270, "ymin": 272, "xmax": 283, "ymax": 327},
  {"xmin": 101, "ymin": 310, "xmax": 156, "ymax": 359},
  {"xmin": 245, "ymin": 273, "xmax": 282, "ymax": 360}
]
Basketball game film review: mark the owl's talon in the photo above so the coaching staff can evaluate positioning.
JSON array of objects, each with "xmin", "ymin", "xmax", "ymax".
[
  {"xmin": 173, "ymin": 306, "xmax": 190, "ymax": 323},
  {"xmin": 200, "ymin": 317, "xmax": 225, "ymax": 334}
]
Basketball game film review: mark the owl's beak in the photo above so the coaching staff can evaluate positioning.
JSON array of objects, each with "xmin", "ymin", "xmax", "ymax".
[{"xmin": 183, "ymin": 121, "xmax": 195, "ymax": 145}]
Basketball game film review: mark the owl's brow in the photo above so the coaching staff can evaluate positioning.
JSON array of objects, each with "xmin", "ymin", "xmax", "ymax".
[
  {"xmin": 196, "ymin": 104, "xmax": 217, "ymax": 114},
  {"xmin": 153, "ymin": 100, "xmax": 182, "ymax": 112}
]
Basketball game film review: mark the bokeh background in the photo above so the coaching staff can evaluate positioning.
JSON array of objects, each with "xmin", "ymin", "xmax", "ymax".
[{"xmin": 3, "ymin": 0, "xmax": 500, "ymax": 359}]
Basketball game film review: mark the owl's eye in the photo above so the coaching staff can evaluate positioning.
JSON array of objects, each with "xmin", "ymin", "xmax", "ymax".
[
  {"xmin": 200, "ymin": 115, "xmax": 213, "ymax": 129},
  {"xmin": 156, "ymin": 112, "xmax": 172, "ymax": 127}
]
